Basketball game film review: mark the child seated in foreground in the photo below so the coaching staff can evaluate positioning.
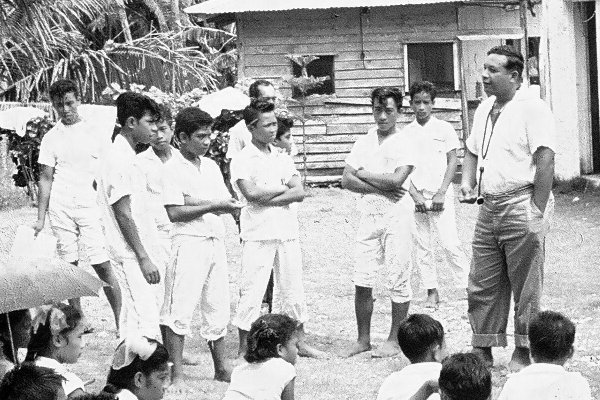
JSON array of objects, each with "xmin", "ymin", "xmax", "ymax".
[
  {"xmin": 223, "ymin": 314, "xmax": 299, "ymax": 400},
  {"xmin": 26, "ymin": 304, "xmax": 87, "ymax": 398},
  {"xmin": 0, "ymin": 310, "xmax": 32, "ymax": 379},
  {"xmin": 437, "ymin": 353, "xmax": 491, "ymax": 400},
  {"xmin": 497, "ymin": 310, "xmax": 591, "ymax": 400},
  {"xmin": 377, "ymin": 314, "xmax": 447, "ymax": 400},
  {"xmin": 103, "ymin": 336, "xmax": 170, "ymax": 400},
  {"xmin": 0, "ymin": 363, "xmax": 66, "ymax": 400}
]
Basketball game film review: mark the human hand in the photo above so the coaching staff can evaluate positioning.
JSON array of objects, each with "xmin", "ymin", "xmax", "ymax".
[
  {"xmin": 139, "ymin": 257, "xmax": 160, "ymax": 284},
  {"xmin": 412, "ymin": 191, "xmax": 428, "ymax": 213},
  {"xmin": 33, "ymin": 219, "xmax": 45, "ymax": 236},
  {"xmin": 431, "ymin": 191, "xmax": 445, "ymax": 212},
  {"xmin": 381, "ymin": 187, "xmax": 406, "ymax": 202},
  {"xmin": 219, "ymin": 198, "xmax": 244, "ymax": 214},
  {"xmin": 458, "ymin": 185, "xmax": 477, "ymax": 204}
]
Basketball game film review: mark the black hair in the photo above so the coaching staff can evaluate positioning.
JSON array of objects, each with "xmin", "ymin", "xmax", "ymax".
[
  {"xmin": 0, "ymin": 363, "xmax": 64, "ymax": 400},
  {"xmin": 487, "ymin": 45, "xmax": 525, "ymax": 78},
  {"xmin": 49, "ymin": 79, "xmax": 79, "ymax": 100},
  {"xmin": 245, "ymin": 314, "xmax": 299, "ymax": 363},
  {"xmin": 371, "ymin": 87, "xmax": 403, "ymax": 110},
  {"xmin": 173, "ymin": 107, "xmax": 213, "ymax": 140},
  {"xmin": 75, "ymin": 393, "xmax": 117, "ymax": 400},
  {"xmin": 439, "ymin": 353, "xmax": 491, "ymax": 400},
  {"xmin": 104, "ymin": 338, "xmax": 169, "ymax": 394},
  {"xmin": 157, "ymin": 104, "xmax": 173, "ymax": 126},
  {"xmin": 249, "ymin": 80, "xmax": 273, "ymax": 99},
  {"xmin": 0, "ymin": 310, "xmax": 30, "ymax": 363},
  {"xmin": 243, "ymin": 99, "xmax": 275, "ymax": 127},
  {"xmin": 115, "ymin": 92, "xmax": 160, "ymax": 127},
  {"xmin": 276, "ymin": 116, "xmax": 294, "ymax": 140},
  {"xmin": 25, "ymin": 304, "xmax": 83, "ymax": 362},
  {"xmin": 409, "ymin": 81, "xmax": 437, "ymax": 102},
  {"xmin": 528, "ymin": 310, "xmax": 576, "ymax": 362},
  {"xmin": 397, "ymin": 314, "xmax": 444, "ymax": 363}
]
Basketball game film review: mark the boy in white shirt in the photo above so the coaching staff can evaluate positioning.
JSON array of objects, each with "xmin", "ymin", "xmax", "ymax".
[
  {"xmin": 406, "ymin": 81, "xmax": 469, "ymax": 308},
  {"xmin": 160, "ymin": 107, "xmax": 243, "ymax": 386},
  {"xmin": 498, "ymin": 311, "xmax": 591, "ymax": 400}
]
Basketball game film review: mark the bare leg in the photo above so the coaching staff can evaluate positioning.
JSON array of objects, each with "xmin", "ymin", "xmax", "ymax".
[
  {"xmin": 296, "ymin": 324, "xmax": 328, "ymax": 359},
  {"xmin": 91, "ymin": 260, "xmax": 122, "ymax": 331},
  {"xmin": 508, "ymin": 346, "xmax": 531, "ymax": 372},
  {"xmin": 424, "ymin": 288, "xmax": 440, "ymax": 309},
  {"xmin": 342, "ymin": 286, "xmax": 373, "ymax": 358},
  {"xmin": 68, "ymin": 262, "xmax": 84, "ymax": 315},
  {"xmin": 161, "ymin": 325, "xmax": 185, "ymax": 391},
  {"xmin": 372, "ymin": 300, "xmax": 409, "ymax": 358},
  {"xmin": 209, "ymin": 337, "xmax": 232, "ymax": 382},
  {"xmin": 471, "ymin": 346, "xmax": 493, "ymax": 368}
]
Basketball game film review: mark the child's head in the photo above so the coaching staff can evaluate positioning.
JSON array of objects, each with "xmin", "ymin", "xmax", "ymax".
[
  {"xmin": 243, "ymin": 99, "xmax": 277, "ymax": 145},
  {"xmin": 397, "ymin": 314, "xmax": 446, "ymax": 363},
  {"xmin": 115, "ymin": 92, "xmax": 160, "ymax": 145},
  {"xmin": 0, "ymin": 309, "xmax": 32, "ymax": 363},
  {"xmin": 25, "ymin": 303, "xmax": 85, "ymax": 364},
  {"xmin": 438, "ymin": 353, "xmax": 491, "ymax": 400},
  {"xmin": 274, "ymin": 116, "xmax": 294, "ymax": 153},
  {"xmin": 528, "ymin": 310, "xmax": 576, "ymax": 364},
  {"xmin": 0, "ymin": 363, "xmax": 66, "ymax": 400},
  {"xmin": 245, "ymin": 314, "xmax": 300, "ymax": 365},
  {"xmin": 174, "ymin": 107, "xmax": 214, "ymax": 158},
  {"xmin": 409, "ymin": 81, "xmax": 436, "ymax": 125},
  {"xmin": 152, "ymin": 104, "xmax": 174, "ymax": 152},
  {"xmin": 105, "ymin": 336, "xmax": 169, "ymax": 400}
]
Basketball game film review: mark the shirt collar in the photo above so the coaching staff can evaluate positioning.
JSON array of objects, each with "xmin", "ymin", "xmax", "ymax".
[
  {"xmin": 247, "ymin": 141, "xmax": 276, "ymax": 157},
  {"xmin": 401, "ymin": 362, "xmax": 442, "ymax": 374},
  {"xmin": 117, "ymin": 389, "xmax": 138, "ymax": 400},
  {"xmin": 114, "ymin": 134, "xmax": 136, "ymax": 155},
  {"xmin": 517, "ymin": 363, "xmax": 566, "ymax": 374}
]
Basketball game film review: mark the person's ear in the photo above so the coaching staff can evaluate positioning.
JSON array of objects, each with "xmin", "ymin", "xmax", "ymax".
[
  {"xmin": 432, "ymin": 344, "xmax": 443, "ymax": 362},
  {"xmin": 52, "ymin": 333, "xmax": 66, "ymax": 348},
  {"xmin": 276, "ymin": 343, "xmax": 285, "ymax": 357},
  {"xmin": 125, "ymin": 116, "xmax": 138, "ymax": 129},
  {"xmin": 133, "ymin": 371, "xmax": 145, "ymax": 389},
  {"xmin": 568, "ymin": 345, "xmax": 575, "ymax": 359},
  {"xmin": 509, "ymin": 70, "xmax": 520, "ymax": 82}
]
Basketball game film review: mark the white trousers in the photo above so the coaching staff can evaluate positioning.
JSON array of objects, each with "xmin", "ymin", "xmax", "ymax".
[
  {"xmin": 160, "ymin": 236, "xmax": 230, "ymax": 340},
  {"xmin": 233, "ymin": 239, "xmax": 308, "ymax": 331},
  {"xmin": 413, "ymin": 190, "xmax": 469, "ymax": 290}
]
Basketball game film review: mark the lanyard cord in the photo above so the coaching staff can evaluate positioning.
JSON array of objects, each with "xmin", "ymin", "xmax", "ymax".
[{"xmin": 477, "ymin": 104, "xmax": 505, "ymax": 200}]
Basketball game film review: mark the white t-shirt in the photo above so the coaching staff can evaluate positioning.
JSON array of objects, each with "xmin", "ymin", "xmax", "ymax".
[
  {"xmin": 465, "ymin": 89, "xmax": 556, "ymax": 195},
  {"xmin": 497, "ymin": 363, "xmax": 591, "ymax": 400},
  {"xmin": 116, "ymin": 389, "xmax": 138, "ymax": 400},
  {"xmin": 35, "ymin": 356, "xmax": 85, "ymax": 397},
  {"xmin": 161, "ymin": 152, "xmax": 230, "ymax": 239},
  {"xmin": 136, "ymin": 146, "xmax": 174, "ymax": 230},
  {"xmin": 223, "ymin": 358, "xmax": 296, "ymax": 400},
  {"xmin": 96, "ymin": 134, "xmax": 162, "ymax": 263},
  {"xmin": 38, "ymin": 118, "xmax": 105, "ymax": 206},
  {"xmin": 407, "ymin": 117, "xmax": 459, "ymax": 193},
  {"xmin": 230, "ymin": 143, "xmax": 300, "ymax": 241},
  {"xmin": 377, "ymin": 362, "xmax": 441, "ymax": 400},
  {"xmin": 345, "ymin": 127, "xmax": 417, "ymax": 215}
]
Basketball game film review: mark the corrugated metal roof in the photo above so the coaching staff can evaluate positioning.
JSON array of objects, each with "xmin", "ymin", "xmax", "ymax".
[{"xmin": 184, "ymin": 0, "xmax": 462, "ymax": 15}]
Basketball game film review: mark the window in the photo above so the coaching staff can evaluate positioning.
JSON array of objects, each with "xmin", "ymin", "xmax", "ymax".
[
  {"xmin": 404, "ymin": 42, "xmax": 459, "ymax": 93},
  {"xmin": 291, "ymin": 55, "xmax": 335, "ymax": 98},
  {"xmin": 506, "ymin": 37, "xmax": 541, "ymax": 85}
]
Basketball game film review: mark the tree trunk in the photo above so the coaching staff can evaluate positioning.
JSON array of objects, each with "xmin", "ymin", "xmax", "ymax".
[
  {"xmin": 143, "ymin": 0, "xmax": 168, "ymax": 32},
  {"xmin": 114, "ymin": 0, "xmax": 133, "ymax": 44}
]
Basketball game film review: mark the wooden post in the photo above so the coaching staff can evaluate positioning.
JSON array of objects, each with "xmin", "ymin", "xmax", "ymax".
[
  {"xmin": 520, "ymin": 0, "xmax": 529, "ymax": 85},
  {"xmin": 457, "ymin": 40, "xmax": 470, "ymax": 140}
]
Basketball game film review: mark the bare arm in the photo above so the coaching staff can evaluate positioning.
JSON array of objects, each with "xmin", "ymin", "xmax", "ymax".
[
  {"xmin": 112, "ymin": 195, "xmax": 159, "ymax": 284},
  {"xmin": 281, "ymin": 378, "xmax": 295, "ymax": 400},
  {"xmin": 459, "ymin": 149, "xmax": 478, "ymax": 203},
  {"xmin": 409, "ymin": 181, "xmax": 428, "ymax": 213},
  {"xmin": 236, "ymin": 179, "xmax": 287, "ymax": 205},
  {"xmin": 165, "ymin": 198, "xmax": 242, "ymax": 222},
  {"xmin": 355, "ymin": 165, "xmax": 414, "ymax": 192},
  {"xmin": 34, "ymin": 165, "xmax": 54, "ymax": 235},
  {"xmin": 431, "ymin": 149, "xmax": 458, "ymax": 211},
  {"xmin": 532, "ymin": 146, "xmax": 554, "ymax": 212},
  {"xmin": 408, "ymin": 380, "xmax": 439, "ymax": 400},
  {"xmin": 268, "ymin": 175, "xmax": 306, "ymax": 206},
  {"xmin": 341, "ymin": 164, "xmax": 385, "ymax": 194}
]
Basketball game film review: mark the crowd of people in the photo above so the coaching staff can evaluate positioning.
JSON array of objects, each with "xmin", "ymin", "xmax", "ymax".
[{"xmin": 0, "ymin": 44, "xmax": 592, "ymax": 399}]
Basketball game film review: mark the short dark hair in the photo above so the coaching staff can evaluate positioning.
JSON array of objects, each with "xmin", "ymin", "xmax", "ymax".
[
  {"xmin": 276, "ymin": 116, "xmax": 294, "ymax": 140},
  {"xmin": 245, "ymin": 314, "xmax": 299, "ymax": 363},
  {"xmin": 397, "ymin": 314, "xmax": 444, "ymax": 362},
  {"xmin": 174, "ymin": 107, "xmax": 213, "ymax": 139},
  {"xmin": 76, "ymin": 393, "xmax": 117, "ymax": 400},
  {"xmin": 371, "ymin": 87, "xmax": 403, "ymax": 110},
  {"xmin": 249, "ymin": 80, "xmax": 273, "ymax": 99},
  {"xmin": 529, "ymin": 310, "xmax": 576, "ymax": 362},
  {"xmin": 0, "ymin": 363, "xmax": 64, "ymax": 400},
  {"xmin": 157, "ymin": 104, "xmax": 173, "ymax": 126},
  {"xmin": 439, "ymin": 353, "xmax": 491, "ymax": 400},
  {"xmin": 115, "ymin": 92, "xmax": 160, "ymax": 127},
  {"xmin": 487, "ymin": 45, "xmax": 524, "ymax": 78},
  {"xmin": 49, "ymin": 79, "xmax": 79, "ymax": 100},
  {"xmin": 409, "ymin": 81, "xmax": 437, "ymax": 102},
  {"xmin": 243, "ymin": 99, "xmax": 275, "ymax": 127}
]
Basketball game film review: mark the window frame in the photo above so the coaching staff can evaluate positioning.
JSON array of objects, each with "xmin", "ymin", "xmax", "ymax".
[
  {"xmin": 403, "ymin": 41, "xmax": 460, "ymax": 93},
  {"xmin": 289, "ymin": 54, "xmax": 336, "ymax": 99}
]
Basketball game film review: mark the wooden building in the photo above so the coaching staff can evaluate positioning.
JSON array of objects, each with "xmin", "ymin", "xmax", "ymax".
[{"xmin": 186, "ymin": 0, "xmax": 551, "ymax": 183}]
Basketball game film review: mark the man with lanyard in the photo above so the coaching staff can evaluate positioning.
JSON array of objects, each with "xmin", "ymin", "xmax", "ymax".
[{"xmin": 459, "ymin": 46, "xmax": 555, "ymax": 371}]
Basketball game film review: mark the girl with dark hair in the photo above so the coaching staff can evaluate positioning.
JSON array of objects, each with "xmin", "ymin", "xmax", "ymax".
[
  {"xmin": 27, "ymin": 303, "xmax": 86, "ymax": 398},
  {"xmin": 223, "ymin": 314, "xmax": 299, "ymax": 400},
  {"xmin": 103, "ymin": 336, "xmax": 169, "ymax": 400},
  {"xmin": 0, "ymin": 309, "xmax": 31, "ymax": 379}
]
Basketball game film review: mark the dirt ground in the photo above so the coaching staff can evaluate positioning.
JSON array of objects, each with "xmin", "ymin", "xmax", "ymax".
[{"xmin": 1, "ymin": 185, "xmax": 599, "ymax": 399}]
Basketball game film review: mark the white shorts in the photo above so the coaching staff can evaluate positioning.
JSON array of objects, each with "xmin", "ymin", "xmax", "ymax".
[
  {"xmin": 160, "ymin": 236, "xmax": 230, "ymax": 339},
  {"xmin": 47, "ymin": 200, "xmax": 109, "ymax": 265},
  {"xmin": 353, "ymin": 210, "xmax": 415, "ymax": 303},
  {"xmin": 233, "ymin": 239, "xmax": 308, "ymax": 331}
]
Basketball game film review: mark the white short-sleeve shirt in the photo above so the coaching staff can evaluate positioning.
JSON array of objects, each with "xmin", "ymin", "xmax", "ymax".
[
  {"xmin": 345, "ymin": 127, "xmax": 417, "ymax": 215},
  {"xmin": 223, "ymin": 358, "xmax": 296, "ymax": 400},
  {"xmin": 35, "ymin": 356, "xmax": 85, "ymax": 397},
  {"xmin": 377, "ymin": 362, "xmax": 441, "ymax": 400},
  {"xmin": 465, "ymin": 89, "xmax": 556, "ymax": 195},
  {"xmin": 497, "ymin": 363, "xmax": 591, "ymax": 400},
  {"xmin": 161, "ymin": 152, "xmax": 230, "ymax": 239},
  {"xmin": 96, "ymin": 134, "xmax": 161, "ymax": 262},
  {"xmin": 407, "ymin": 117, "xmax": 459, "ymax": 193},
  {"xmin": 38, "ymin": 118, "xmax": 105, "ymax": 206},
  {"xmin": 230, "ymin": 143, "xmax": 300, "ymax": 241},
  {"xmin": 136, "ymin": 146, "xmax": 174, "ymax": 230}
]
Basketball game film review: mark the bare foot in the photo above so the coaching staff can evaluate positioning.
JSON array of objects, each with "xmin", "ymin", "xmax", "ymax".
[
  {"xmin": 298, "ymin": 341, "xmax": 329, "ymax": 359},
  {"xmin": 471, "ymin": 347, "xmax": 493, "ymax": 368},
  {"xmin": 182, "ymin": 353, "xmax": 201, "ymax": 366},
  {"xmin": 214, "ymin": 367, "xmax": 232, "ymax": 383},
  {"xmin": 424, "ymin": 289, "xmax": 440, "ymax": 309},
  {"xmin": 341, "ymin": 341, "xmax": 371, "ymax": 358},
  {"xmin": 372, "ymin": 340, "xmax": 401, "ymax": 358},
  {"xmin": 508, "ymin": 347, "xmax": 531, "ymax": 372}
]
